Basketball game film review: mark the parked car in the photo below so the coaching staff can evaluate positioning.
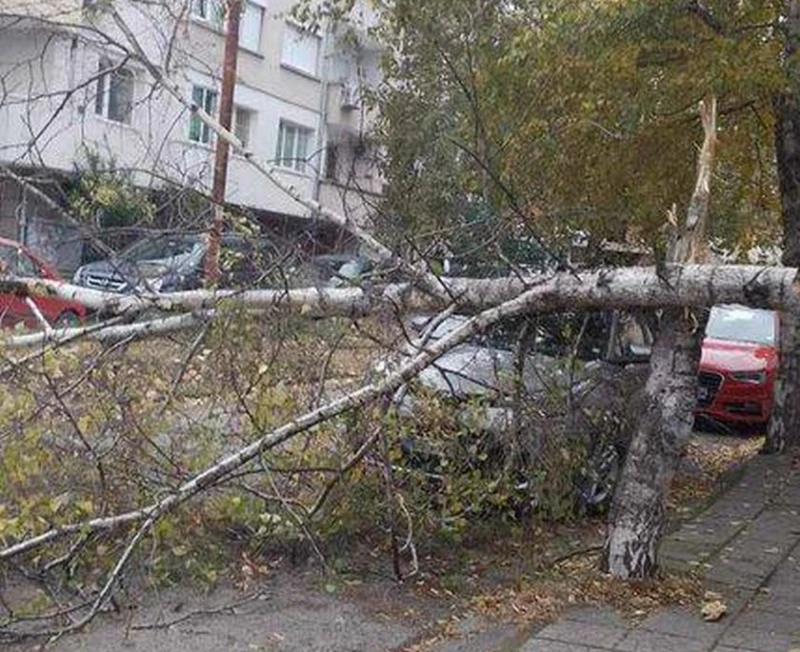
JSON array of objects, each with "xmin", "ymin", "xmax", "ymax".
[
  {"xmin": 72, "ymin": 232, "xmax": 277, "ymax": 294},
  {"xmin": 378, "ymin": 310, "xmax": 653, "ymax": 510},
  {"xmin": 0, "ymin": 237, "xmax": 87, "ymax": 329},
  {"xmin": 397, "ymin": 305, "xmax": 780, "ymax": 431},
  {"xmin": 696, "ymin": 304, "xmax": 779, "ymax": 427},
  {"xmin": 291, "ymin": 254, "xmax": 375, "ymax": 288},
  {"xmin": 383, "ymin": 304, "xmax": 780, "ymax": 511}
]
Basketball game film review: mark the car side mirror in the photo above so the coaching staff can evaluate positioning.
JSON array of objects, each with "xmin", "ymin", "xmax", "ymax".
[{"xmin": 629, "ymin": 344, "xmax": 651, "ymax": 357}]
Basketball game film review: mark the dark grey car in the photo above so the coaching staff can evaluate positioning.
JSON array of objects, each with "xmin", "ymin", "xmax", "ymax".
[{"xmin": 73, "ymin": 233, "xmax": 276, "ymax": 293}]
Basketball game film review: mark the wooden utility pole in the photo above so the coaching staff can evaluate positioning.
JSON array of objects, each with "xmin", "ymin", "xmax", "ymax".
[{"xmin": 206, "ymin": 0, "xmax": 241, "ymax": 285}]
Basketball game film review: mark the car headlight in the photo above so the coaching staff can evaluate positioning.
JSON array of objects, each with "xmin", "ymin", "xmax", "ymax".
[
  {"xmin": 145, "ymin": 276, "xmax": 165, "ymax": 292},
  {"xmin": 730, "ymin": 370, "xmax": 767, "ymax": 384},
  {"xmin": 136, "ymin": 276, "xmax": 164, "ymax": 293}
]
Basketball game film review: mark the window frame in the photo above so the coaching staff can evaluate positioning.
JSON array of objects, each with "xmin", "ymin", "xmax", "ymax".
[
  {"xmin": 233, "ymin": 105, "xmax": 254, "ymax": 150},
  {"xmin": 189, "ymin": 85, "xmax": 218, "ymax": 145},
  {"xmin": 239, "ymin": 2, "xmax": 264, "ymax": 53},
  {"xmin": 190, "ymin": 0, "xmax": 221, "ymax": 25},
  {"xmin": 191, "ymin": 0, "xmax": 263, "ymax": 53},
  {"xmin": 276, "ymin": 121, "xmax": 314, "ymax": 173},
  {"xmin": 94, "ymin": 57, "xmax": 134, "ymax": 124}
]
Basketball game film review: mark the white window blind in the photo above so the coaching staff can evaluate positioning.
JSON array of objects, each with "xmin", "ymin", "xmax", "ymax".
[
  {"xmin": 281, "ymin": 23, "xmax": 320, "ymax": 76},
  {"xmin": 239, "ymin": 2, "xmax": 263, "ymax": 52}
]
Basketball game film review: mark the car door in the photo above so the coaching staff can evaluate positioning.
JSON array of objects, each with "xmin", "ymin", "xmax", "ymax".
[
  {"xmin": 0, "ymin": 245, "xmax": 68, "ymax": 329},
  {"xmin": 0, "ymin": 246, "xmax": 53, "ymax": 328},
  {"xmin": 17, "ymin": 249, "xmax": 65, "ymax": 327}
]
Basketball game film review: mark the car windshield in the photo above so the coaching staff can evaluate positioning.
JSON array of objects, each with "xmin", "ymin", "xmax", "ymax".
[
  {"xmin": 705, "ymin": 305, "xmax": 776, "ymax": 346},
  {"xmin": 122, "ymin": 235, "xmax": 204, "ymax": 263},
  {"xmin": 415, "ymin": 312, "xmax": 617, "ymax": 361}
]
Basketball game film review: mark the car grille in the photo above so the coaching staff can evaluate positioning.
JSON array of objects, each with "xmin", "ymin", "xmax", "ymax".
[
  {"xmin": 83, "ymin": 274, "xmax": 128, "ymax": 293},
  {"xmin": 724, "ymin": 401, "xmax": 762, "ymax": 417},
  {"xmin": 697, "ymin": 371, "xmax": 723, "ymax": 408}
]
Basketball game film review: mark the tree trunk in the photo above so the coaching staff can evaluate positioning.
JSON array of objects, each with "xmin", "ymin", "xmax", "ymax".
[
  {"xmin": 601, "ymin": 309, "xmax": 705, "ymax": 577},
  {"xmin": 603, "ymin": 98, "xmax": 717, "ymax": 579},
  {"xmin": 766, "ymin": 90, "xmax": 800, "ymax": 453}
]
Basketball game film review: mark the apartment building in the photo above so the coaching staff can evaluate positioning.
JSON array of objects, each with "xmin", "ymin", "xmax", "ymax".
[{"xmin": 0, "ymin": 0, "xmax": 383, "ymax": 269}]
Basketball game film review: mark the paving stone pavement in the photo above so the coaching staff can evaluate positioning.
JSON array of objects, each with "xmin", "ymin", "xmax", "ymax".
[{"xmin": 521, "ymin": 454, "xmax": 800, "ymax": 652}]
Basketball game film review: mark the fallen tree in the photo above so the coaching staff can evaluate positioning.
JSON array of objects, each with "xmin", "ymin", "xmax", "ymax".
[
  {"xmin": 0, "ymin": 262, "xmax": 796, "ymax": 555},
  {"xmin": 0, "ymin": 11, "xmax": 796, "ymax": 645},
  {"xmin": 2, "ymin": 262, "xmax": 798, "ymax": 348}
]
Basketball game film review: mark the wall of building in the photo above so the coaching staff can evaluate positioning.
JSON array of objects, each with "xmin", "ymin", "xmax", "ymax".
[{"xmin": 0, "ymin": 0, "xmax": 384, "ymax": 235}]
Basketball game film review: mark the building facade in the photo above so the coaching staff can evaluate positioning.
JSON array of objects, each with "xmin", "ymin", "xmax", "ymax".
[{"xmin": 0, "ymin": 0, "xmax": 383, "ymax": 268}]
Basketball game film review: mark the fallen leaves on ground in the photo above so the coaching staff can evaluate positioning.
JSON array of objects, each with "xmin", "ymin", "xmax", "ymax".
[
  {"xmin": 669, "ymin": 435, "xmax": 763, "ymax": 511},
  {"xmin": 700, "ymin": 590, "xmax": 727, "ymax": 621},
  {"xmin": 468, "ymin": 551, "xmax": 704, "ymax": 625}
]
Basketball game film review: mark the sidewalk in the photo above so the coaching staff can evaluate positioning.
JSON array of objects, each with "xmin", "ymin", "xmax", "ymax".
[{"xmin": 521, "ymin": 454, "xmax": 800, "ymax": 652}]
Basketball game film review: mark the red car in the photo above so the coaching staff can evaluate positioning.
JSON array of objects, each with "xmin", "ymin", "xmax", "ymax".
[
  {"xmin": 696, "ymin": 304, "xmax": 779, "ymax": 426},
  {"xmin": 0, "ymin": 237, "xmax": 87, "ymax": 329}
]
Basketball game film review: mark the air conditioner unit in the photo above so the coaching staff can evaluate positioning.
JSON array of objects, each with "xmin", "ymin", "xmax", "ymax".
[{"xmin": 340, "ymin": 82, "xmax": 361, "ymax": 111}]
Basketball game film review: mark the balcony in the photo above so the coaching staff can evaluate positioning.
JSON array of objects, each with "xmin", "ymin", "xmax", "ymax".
[{"xmin": 325, "ymin": 81, "xmax": 378, "ymax": 136}]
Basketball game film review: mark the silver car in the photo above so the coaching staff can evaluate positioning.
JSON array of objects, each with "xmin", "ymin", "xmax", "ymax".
[{"xmin": 380, "ymin": 311, "xmax": 653, "ymax": 510}]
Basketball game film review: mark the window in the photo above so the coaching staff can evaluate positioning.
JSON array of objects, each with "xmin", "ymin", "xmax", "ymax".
[
  {"xmin": 281, "ymin": 23, "xmax": 320, "ymax": 77},
  {"xmin": 191, "ymin": 0, "xmax": 262, "ymax": 53},
  {"xmin": 191, "ymin": 0, "xmax": 222, "ymax": 26},
  {"xmin": 189, "ymin": 85, "xmax": 217, "ymax": 144},
  {"xmin": 239, "ymin": 2, "xmax": 263, "ymax": 52},
  {"xmin": 276, "ymin": 121, "xmax": 313, "ymax": 173},
  {"xmin": 16, "ymin": 251, "xmax": 39, "ymax": 277},
  {"xmin": 705, "ymin": 305, "xmax": 777, "ymax": 346},
  {"xmin": 233, "ymin": 106, "xmax": 253, "ymax": 149},
  {"xmin": 94, "ymin": 58, "xmax": 134, "ymax": 124}
]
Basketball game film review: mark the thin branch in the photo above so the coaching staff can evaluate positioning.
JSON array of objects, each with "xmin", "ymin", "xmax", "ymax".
[
  {"xmin": 685, "ymin": 0, "xmax": 725, "ymax": 35},
  {"xmin": 129, "ymin": 590, "xmax": 269, "ymax": 631}
]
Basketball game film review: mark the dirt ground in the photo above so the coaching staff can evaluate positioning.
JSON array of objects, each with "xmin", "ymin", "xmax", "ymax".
[
  {"xmin": 5, "ymin": 566, "xmax": 524, "ymax": 652},
  {"xmin": 4, "ymin": 431, "xmax": 762, "ymax": 652}
]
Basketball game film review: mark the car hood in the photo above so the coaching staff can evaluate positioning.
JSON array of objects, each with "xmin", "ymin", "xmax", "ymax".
[
  {"xmin": 414, "ymin": 343, "xmax": 572, "ymax": 399},
  {"xmin": 78, "ymin": 258, "xmax": 140, "ymax": 279},
  {"xmin": 700, "ymin": 337, "xmax": 777, "ymax": 374},
  {"xmin": 78, "ymin": 252, "xmax": 200, "ymax": 280}
]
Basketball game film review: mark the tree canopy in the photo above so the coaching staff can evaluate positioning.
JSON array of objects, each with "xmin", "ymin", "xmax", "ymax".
[{"xmin": 368, "ymin": 0, "xmax": 786, "ymax": 261}]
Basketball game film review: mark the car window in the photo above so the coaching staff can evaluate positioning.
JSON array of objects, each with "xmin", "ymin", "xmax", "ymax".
[
  {"xmin": 705, "ymin": 305, "xmax": 776, "ymax": 346},
  {"xmin": 607, "ymin": 310, "xmax": 655, "ymax": 360},
  {"xmin": 0, "ymin": 246, "xmax": 15, "ymax": 274},
  {"xmin": 0, "ymin": 246, "xmax": 42, "ymax": 277},
  {"xmin": 123, "ymin": 235, "xmax": 203, "ymax": 262},
  {"xmin": 471, "ymin": 312, "xmax": 612, "ymax": 360},
  {"xmin": 17, "ymin": 251, "xmax": 40, "ymax": 277}
]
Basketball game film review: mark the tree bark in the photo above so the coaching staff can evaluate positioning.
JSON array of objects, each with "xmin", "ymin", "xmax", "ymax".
[
  {"xmin": 3, "ymin": 263, "xmax": 800, "ymax": 340},
  {"xmin": 766, "ymin": 86, "xmax": 800, "ymax": 453},
  {"xmin": 602, "ymin": 309, "xmax": 704, "ymax": 577},
  {"xmin": 603, "ymin": 98, "xmax": 717, "ymax": 579}
]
